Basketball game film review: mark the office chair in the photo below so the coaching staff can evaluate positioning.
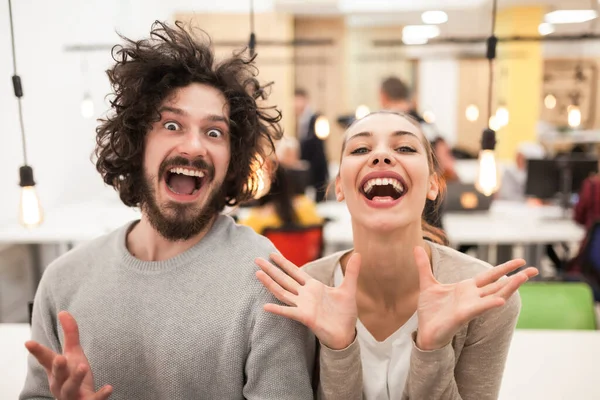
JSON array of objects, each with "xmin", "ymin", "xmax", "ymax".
[
  {"xmin": 516, "ymin": 282, "xmax": 597, "ymax": 330},
  {"xmin": 263, "ymin": 224, "xmax": 324, "ymax": 267}
]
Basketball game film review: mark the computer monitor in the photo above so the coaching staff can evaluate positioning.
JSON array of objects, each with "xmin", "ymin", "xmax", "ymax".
[
  {"xmin": 443, "ymin": 182, "xmax": 494, "ymax": 213},
  {"xmin": 525, "ymin": 157, "xmax": 598, "ymax": 200}
]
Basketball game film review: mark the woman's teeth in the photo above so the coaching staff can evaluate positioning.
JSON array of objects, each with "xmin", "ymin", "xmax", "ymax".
[{"xmin": 363, "ymin": 178, "xmax": 404, "ymax": 195}]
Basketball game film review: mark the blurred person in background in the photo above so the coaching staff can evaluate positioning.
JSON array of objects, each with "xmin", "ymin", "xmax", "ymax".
[
  {"xmin": 240, "ymin": 158, "xmax": 323, "ymax": 235},
  {"xmin": 295, "ymin": 88, "xmax": 329, "ymax": 203}
]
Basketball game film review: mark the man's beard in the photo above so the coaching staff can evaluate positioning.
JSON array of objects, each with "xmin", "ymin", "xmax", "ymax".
[{"xmin": 138, "ymin": 160, "xmax": 225, "ymax": 241}]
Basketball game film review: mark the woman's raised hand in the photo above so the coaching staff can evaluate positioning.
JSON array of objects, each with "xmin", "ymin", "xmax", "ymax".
[
  {"xmin": 255, "ymin": 252, "xmax": 361, "ymax": 350},
  {"xmin": 413, "ymin": 246, "xmax": 538, "ymax": 351}
]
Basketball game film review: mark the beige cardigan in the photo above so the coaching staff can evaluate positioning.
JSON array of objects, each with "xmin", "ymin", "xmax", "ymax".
[{"xmin": 310, "ymin": 242, "xmax": 521, "ymax": 400}]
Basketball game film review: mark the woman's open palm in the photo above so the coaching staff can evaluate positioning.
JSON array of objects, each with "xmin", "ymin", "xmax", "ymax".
[
  {"xmin": 255, "ymin": 253, "xmax": 361, "ymax": 350},
  {"xmin": 413, "ymin": 246, "xmax": 538, "ymax": 350}
]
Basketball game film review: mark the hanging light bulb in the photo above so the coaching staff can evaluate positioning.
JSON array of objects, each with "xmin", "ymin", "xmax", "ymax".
[
  {"xmin": 568, "ymin": 105, "xmax": 581, "ymax": 128},
  {"xmin": 80, "ymin": 92, "xmax": 94, "ymax": 119},
  {"xmin": 19, "ymin": 166, "xmax": 43, "ymax": 227},
  {"xmin": 544, "ymin": 94, "xmax": 557, "ymax": 109},
  {"xmin": 8, "ymin": 0, "xmax": 44, "ymax": 227},
  {"xmin": 315, "ymin": 115, "xmax": 330, "ymax": 140},
  {"xmin": 476, "ymin": 1, "xmax": 501, "ymax": 197},
  {"xmin": 465, "ymin": 104, "xmax": 479, "ymax": 122},
  {"xmin": 475, "ymin": 129, "xmax": 501, "ymax": 196},
  {"xmin": 495, "ymin": 105, "xmax": 509, "ymax": 127},
  {"xmin": 423, "ymin": 110, "xmax": 436, "ymax": 123},
  {"xmin": 355, "ymin": 105, "xmax": 370, "ymax": 119},
  {"xmin": 488, "ymin": 115, "xmax": 501, "ymax": 131}
]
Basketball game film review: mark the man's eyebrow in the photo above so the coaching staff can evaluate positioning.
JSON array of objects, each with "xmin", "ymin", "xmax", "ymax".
[{"xmin": 158, "ymin": 106, "xmax": 188, "ymax": 116}]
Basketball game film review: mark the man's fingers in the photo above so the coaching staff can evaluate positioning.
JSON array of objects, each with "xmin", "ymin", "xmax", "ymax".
[
  {"xmin": 58, "ymin": 311, "xmax": 81, "ymax": 352},
  {"xmin": 60, "ymin": 363, "xmax": 87, "ymax": 399},
  {"xmin": 93, "ymin": 385, "xmax": 114, "ymax": 400},
  {"xmin": 25, "ymin": 341, "xmax": 57, "ymax": 372}
]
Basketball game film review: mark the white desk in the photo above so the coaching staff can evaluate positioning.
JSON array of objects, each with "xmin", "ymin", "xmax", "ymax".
[
  {"xmin": 0, "ymin": 200, "xmax": 141, "ymax": 245},
  {"xmin": 3, "ymin": 324, "xmax": 599, "ymax": 400},
  {"xmin": 0, "ymin": 324, "xmax": 30, "ymax": 399},
  {"xmin": 318, "ymin": 201, "xmax": 585, "ymax": 266},
  {"xmin": 499, "ymin": 330, "xmax": 600, "ymax": 400}
]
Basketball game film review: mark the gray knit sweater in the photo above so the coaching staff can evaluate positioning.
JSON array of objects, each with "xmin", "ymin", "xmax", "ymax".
[{"xmin": 20, "ymin": 215, "xmax": 316, "ymax": 399}]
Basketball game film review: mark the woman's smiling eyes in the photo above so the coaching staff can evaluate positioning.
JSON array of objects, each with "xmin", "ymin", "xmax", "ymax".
[{"xmin": 349, "ymin": 145, "xmax": 417, "ymax": 155}]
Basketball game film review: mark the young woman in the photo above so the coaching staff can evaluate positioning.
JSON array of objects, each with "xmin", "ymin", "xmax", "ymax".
[{"xmin": 255, "ymin": 111, "xmax": 537, "ymax": 400}]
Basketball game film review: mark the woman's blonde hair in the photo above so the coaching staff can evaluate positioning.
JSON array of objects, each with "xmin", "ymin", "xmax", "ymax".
[{"xmin": 338, "ymin": 111, "xmax": 448, "ymax": 245}]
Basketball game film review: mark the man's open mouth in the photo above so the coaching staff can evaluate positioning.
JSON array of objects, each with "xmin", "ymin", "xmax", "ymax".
[{"xmin": 164, "ymin": 167, "xmax": 206, "ymax": 195}]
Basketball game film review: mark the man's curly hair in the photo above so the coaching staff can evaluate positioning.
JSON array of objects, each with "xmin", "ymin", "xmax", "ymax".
[{"xmin": 94, "ymin": 20, "xmax": 282, "ymax": 210}]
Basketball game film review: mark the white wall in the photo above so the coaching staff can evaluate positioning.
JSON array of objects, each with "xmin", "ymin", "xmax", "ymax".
[
  {"xmin": 417, "ymin": 58, "xmax": 459, "ymax": 145},
  {"xmin": 0, "ymin": 0, "xmax": 276, "ymax": 224}
]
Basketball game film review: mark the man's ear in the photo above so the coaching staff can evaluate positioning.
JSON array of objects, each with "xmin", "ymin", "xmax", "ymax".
[
  {"xmin": 335, "ymin": 175, "xmax": 345, "ymax": 202},
  {"xmin": 427, "ymin": 175, "xmax": 439, "ymax": 201}
]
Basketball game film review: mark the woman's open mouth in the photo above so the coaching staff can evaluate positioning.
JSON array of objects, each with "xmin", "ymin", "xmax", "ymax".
[{"xmin": 361, "ymin": 177, "xmax": 406, "ymax": 201}]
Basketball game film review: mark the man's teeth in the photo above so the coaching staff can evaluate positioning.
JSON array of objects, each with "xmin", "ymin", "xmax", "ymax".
[
  {"xmin": 169, "ymin": 168, "xmax": 205, "ymax": 178},
  {"xmin": 363, "ymin": 178, "xmax": 404, "ymax": 194}
]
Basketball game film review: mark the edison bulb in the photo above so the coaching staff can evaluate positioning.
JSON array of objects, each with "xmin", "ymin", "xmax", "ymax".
[
  {"xmin": 488, "ymin": 115, "xmax": 501, "ymax": 131},
  {"xmin": 465, "ymin": 104, "xmax": 479, "ymax": 122},
  {"xmin": 568, "ymin": 105, "xmax": 581, "ymax": 128},
  {"xmin": 315, "ymin": 115, "xmax": 330, "ymax": 139},
  {"xmin": 355, "ymin": 105, "xmax": 370, "ymax": 119},
  {"xmin": 475, "ymin": 150, "xmax": 500, "ymax": 196},
  {"xmin": 495, "ymin": 106, "xmax": 509, "ymax": 127},
  {"xmin": 19, "ymin": 186, "xmax": 43, "ymax": 228}
]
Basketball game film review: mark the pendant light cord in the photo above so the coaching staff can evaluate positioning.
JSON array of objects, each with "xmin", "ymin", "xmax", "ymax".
[
  {"xmin": 487, "ymin": 0, "xmax": 498, "ymax": 122},
  {"xmin": 8, "ymin": 0, "xmax": 28, "ymax": 166}
]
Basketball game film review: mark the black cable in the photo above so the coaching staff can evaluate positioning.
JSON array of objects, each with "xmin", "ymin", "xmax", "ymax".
[
  {"xmin": 486, "ymin": 0, "xmax": 498, "ymax": 123},
  {"xmin": 8, "ymin": 0, "xmax": 28, "ymax": 166},
  {"xmin": 248, "ymin": 0, "xmax": 256, "ymax": 57},
  {"xmin": 250, "ymin": 0, "xmax": 254, "ymax": 36}
]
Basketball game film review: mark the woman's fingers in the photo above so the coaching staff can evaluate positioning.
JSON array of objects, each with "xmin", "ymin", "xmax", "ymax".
[
  {"xmin": 479, "ymin": 267, "xmax": 538, "ymax": 297},
  {"xmin": 466, "ymin": 296, "xmax": 506, "ymax": 321},
  {"xmin": 495, "ymin": 270, "xmax": 533, "ymax": 299},
  {"xmin": 269, "ymin": 252, "xmax": 309, "ymax": 285},
  {"xmin": 255, "ymin": 270, "xmax": 297, "ymax": 307},
  {"xmin": 255, "ymin": 257, "xmax": 301, "ymax": 295},
  {"xmin": 474, "ymin": 258, "xmax": 527, "ymax": 287},
  {"xmin": 263, "ymin": 303, "xmax": 303, "ymax": 323}
]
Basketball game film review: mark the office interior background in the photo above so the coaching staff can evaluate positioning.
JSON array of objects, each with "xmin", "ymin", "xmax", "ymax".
[{"xmin": 2, "ymin": 0, "xmax": 600, "ymax": 398}]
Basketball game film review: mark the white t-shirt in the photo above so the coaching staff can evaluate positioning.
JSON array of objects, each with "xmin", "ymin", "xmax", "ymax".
[{"xmin": 334, "ymin": 263, "xmax": 418, "ymax": 400}]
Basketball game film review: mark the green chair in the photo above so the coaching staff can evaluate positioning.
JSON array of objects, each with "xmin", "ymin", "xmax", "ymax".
[{"xmin": 516, "ymin": 282, "xmax": 597, "ymax": 330}]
